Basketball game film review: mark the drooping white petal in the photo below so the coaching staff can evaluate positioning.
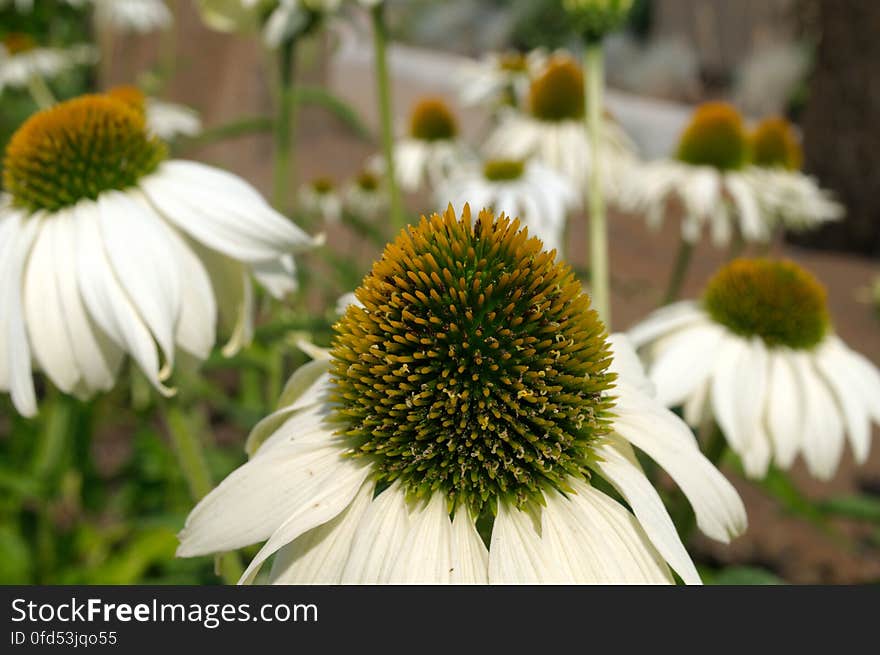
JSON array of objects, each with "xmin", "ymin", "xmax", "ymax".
[
  {"xmin": 741, "ymin": 422, "xmax": 773, "ymax": 479},
  {"xmin": 23, "ymin": 217, "xmax": 81, "ymax": 392},
  {"xmin": 607, "ymin": 332, "xmax": 655, "ymax": 397},
  {"xmin": 268, "ymin": 478, "xmax": 375, "ymax": 584},
  {"xmin": 627, "ymin": 301, "xmax": 705, "ymax": 347},
  {"xmin": 710, "ymin": 335, "xmax": 753, "ymax": 452},
  {"xmin": 96, "ymin": 191, "xmax": 181, "ymax": 369},
  {"xmin": 645, "ymin": 322, "xmax": 724, "ymax": 408},
  {"xmin": 340, "ymin": 481, "xmax": 412, "ymax": 583},
  {"xmin": 177, "ymin": 441, "xmax": 358, "ymax": 557},
  {"xmin": 732, "ymin": 337, "xmax": 769, "ymax": 451},
  {"xmin": 73, "ymin": 202, "xmax": 172, "ymax": 395},
  {"xmin": 141, "ymin": 160, "xmax": 315, "ymax": 262},
  {"xmin": 830, "ymin": 337, "xmax": 880, "ymax": 425},
  {"xmin": 815, "ymin": 340, "xmax": 872, "ymax": 463},
  {"xmin": 765, "ymin": 350, "xmax": 805, "ymax": 468},
  {"xmin": 793, "ymin": 353, "xmax": 845, "ymax": 480},
  {"xmin": 488, "ymin": 502, "xmax": 549, "ymax": 583},
  {"xmin": 591, "ymin": 438, "xmax": 700, "ymax": 584},
  {"xmin": 613, "ymin": 389, "xmax": 747, "ymax": 543},
  {"xmin": 251, "ymin": 254, "xmax": 298, "ymax": 298},
  {"xmin": 387, "ymin": 493, "xmax": 455, "ymax": 584},
  {"xmin": 450, "ymin": 509, "xmax": 489, "ymax": 583}
]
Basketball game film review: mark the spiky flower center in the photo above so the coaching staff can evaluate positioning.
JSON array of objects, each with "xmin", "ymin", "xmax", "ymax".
[
  {"xmin": 563, "ymin": 0, "xmax": 634, "ymax": 42},
  {"xmin": 311, "ymin": 177, "xmax": 335, "ymax": 194},
  {"xmin": 409, "ymin": 98, "xmax": 458, "ymax": 142},
  {"xmin": 498, "ymin": 52, "xmax": 528, "ymax": 73},
  {"xmin": 483, "ymin": 159, "xmax": 525, "ymax": 182},
  {"xmin": 676, "ymin": 102, "xmax": 749, "ymax": 171},
  {"xmin": 704, "ymin": 258, "xmax": 829, "ymax": 350},
  {"xmin": 3, "ymin": 94, "xmax": 167, "ymax": 212},
  {"xmin": 356, "ymin": 171, "xmax": 379, "ymax": 192},
  {"xmin": 750, "ymin": 117, "xmax": 803, "ymax": 171},
  {"xmin": 331, "ymin": 206, "xmax": 615, "ymax": 514},
  {"xmin": 528, "ymin": 57, "xmax": 585, "ymax": 122},
  {"xmin": 106, "ymin": 85, "xmax": 147, "ymax": 114},
  {"xmin": 2, "ymin": 33, "xmax": 36, "ymax": 55}
]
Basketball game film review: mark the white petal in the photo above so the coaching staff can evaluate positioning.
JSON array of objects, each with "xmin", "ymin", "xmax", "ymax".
[
  {"xmin": 815, "ymin": 341, "xmax": 871, "ymax": 463},
  {"xmin": 592, "ymin": 438, "xmax": 700, "ymax": 584},
  {"xmin": 387, "ymin": 493, "xmax": 454, "ymax": 584},
  {"xmin": 73, "ymin": 202, "xmax": 171, "ymax": 395},
  {"xmin": 710, "ymin": 335, "xmax": 754, "ymax": 452},
  {"xmin": 340, "ymin": 481, "xmax": 412, "ymax": 583},
  {"xmin": 646, "ymin": 323, "xmax": 723, "ymax": 407},
  {"xmin": 830, "ymin": 337, "xmax": 880, "ymax": 425},
  {"xmin": 177, "ymin": 441, "xmax": 357, "ymax": 556},
  {"xmin": 766, "ymin": 350, "xmax": 805, "ymax": 468},
  {"xmin": 613, "ymin": 389, "xmax": 747, "ymax": 542},
  {"xmin": 627, "ymin": 301, "xmax": 705, "ymax": 347},
  {"xmin": 607, "ymin": 332, "xmax": 655, "ymax": 397},
  {"xmin": 268, "ymin": 479, "xmax": 375, "ymax": 584},
  {"xmin": 488, "ymin": 502, "xmax": 548, "ymax": 583},
  {"xmin": 164, "ymin": 227, "xmax": 216, "ymax": 360},
  {"xmin": 794, "ymin": 353, "xmax": 845, "ymax": 480},
  {"xmin": 741, "ymin": 422, "xmax": 773, "ymax": 479},
  {"xmin": 450, "ymin": 509, "xmax": 489, "ymax": 583},
  {"xmin": 252, "ymin": 255, "xmax": 298, "ymax": 298}
]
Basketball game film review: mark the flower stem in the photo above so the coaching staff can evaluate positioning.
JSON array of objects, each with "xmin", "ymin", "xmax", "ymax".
[
  {"xmin": 661, "ymin": 239, "xmax": 694, "ymax": 305},
  {"xmin": 158, "ymin": 0, "xmax": 179, "ymax": 91},
  {"xmin": 370, "ymin": 3, "xmax": 405, "ymax": 231},
  {"xmin": 584, "ymin": 43, "xmax": 610, "ymax": 328},
  {"xmin": 273, "ymin": 37, "xmax": 298, "ymax": 212},
  {"xmin": 163, "ymin": 402, "xmax": 243, "ymax": 584},
  {"xmin": 26, "ymin": 74, "xmax": 56, "ymax": 109}
]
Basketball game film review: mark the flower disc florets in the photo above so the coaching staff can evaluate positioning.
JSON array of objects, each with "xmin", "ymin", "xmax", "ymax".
[
  {"xmin": 528, "ymin": 57, "xmax": 585, "ymax": 122},
  {"xmin": 3, "ymin": 93, "xmax": 167, "ymax": 212},
  {"xmin": 704, "ymin": 258, "xmax": 830, "ymax": 350},
  {"xmin": 750, "ymin": 116, "xmax": 803, "ymax": 171},
  {"xmin": 331, "ymin": 206, "xmax": 616, "ymax": 513},
  {"xmin": 563, "ymin": 0, "xmax": 634, "ymax": 42},
  {"xmin": 2, "ymin": 33, "xmax": 37, "ymax": 55},
  {"xmin": 409, "ymin": 98, "xmax": 458, "ymax": 141},
  {"xmin": 483, "ymin": 159, "xmax": 525, "ymax": 182},
  {"xmin": 675, "ymin": 102, "xmax": 749, "ymax": 171}
]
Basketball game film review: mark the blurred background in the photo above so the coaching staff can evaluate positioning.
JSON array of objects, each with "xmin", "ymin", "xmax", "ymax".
[{"xmin": 1, "ymin": 0, "xmax": 878, "ymax": 584}]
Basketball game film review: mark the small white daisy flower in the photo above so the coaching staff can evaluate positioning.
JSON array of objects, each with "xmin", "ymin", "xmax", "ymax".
[
  {"xmin": 387, "ymin": 97, "xmax": 472, "ymax": 192},
  {"xmin": 630, "ymin": 258, "xmax": 880, "ymax": 480},
  {"xmin": 457, "ymin": 49, "xmax": 547, "ymax": 109},
  {"xmin": 436, "ymin": 159, "xmax": 578, "ymax": 256},
  {"xmin": 93, "ymin": 0, "xmax": 173, "ymax": 34},
  {"xmin": 178, "ymin": 206, "xmax": 746, "ymax": 585},
  {"xmin": 0, "ymin": 34, "xmax": 97, "ymax": 95},
  {"xmin": 742, "ymin": 117, "xmax": 844, "ymax": 232},
  {"xmin": 343, "ymin": 169, "xmax": 387, "ymax": 222},
  {"xmin": 0, "ymin": 93, "xmax": 317, "ymax": 417},
  {"xmin": 621, "ymin": 102, "xmax": 769, "ymax": 247},
  {"xmin": 485, "ymin": 54, "xmax": 636, "ymax": 191},
  {"xmin": 299, "ymin": 177, "xmax": 343, "ymax": 224}
]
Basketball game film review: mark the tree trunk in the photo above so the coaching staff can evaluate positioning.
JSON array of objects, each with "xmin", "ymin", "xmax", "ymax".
[{"xmin": 791, "ymin": 0, "xmax": 880, "ymax": 255}]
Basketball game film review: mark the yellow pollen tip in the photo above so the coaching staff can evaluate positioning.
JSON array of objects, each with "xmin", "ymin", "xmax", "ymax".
[
  {"xmin": 528, "ymin": 56, "xmax": 585, "ymax": 122},
  {"xmin": 704, "ymin": 258, "xmax": 829, "ymax": 350},
  {"xmin": 750, "ymin": 116, "xmax": 803, "ymax": 171},
  {"xmin": 3, "ymin": 94, "xmax": 167, "ymax": 212},
  {"xmin": 409, "ymin": 97, "xmax": 458, "ymax": 142},
  {"xmin": 676, "ymin": 102, "xmax": 749, "ymax": 171}
]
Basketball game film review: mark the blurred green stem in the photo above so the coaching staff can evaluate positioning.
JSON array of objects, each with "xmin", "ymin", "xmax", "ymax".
[
  {"xmin": 273, "ymin": 37, "xmax": 298, "ymax": 211},
  {"xmin": 32, "ymin": 393, "xmax": 75, "ymax": 480},
  {"xmin": 159, "ymin": 0, "xmax": 179, "ymax": 89},
  {"xmin": 662, "ymin": 239, "xmax": 694, "ymax": 305},
  {"xmin": 163, "ymin": 402, "xmax": 243, "ymax": 584},
  {"xmin": 584, "ymin": 43, "xmax": 610, "ymax": 327},
  {"xmin": 371, "ymin": 3, "xmax": 405, "ymax": 231},
  {"xmin": 26, "ymin": 75, "xmax": 56, "ymax": 109}
]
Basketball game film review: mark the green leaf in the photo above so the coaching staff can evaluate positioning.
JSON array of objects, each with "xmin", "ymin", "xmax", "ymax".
[
  {"xmin": 819, "ymin": 494, "xmax": 880, "ymax": 522},
  {"xmin": 0, "ymin": 526, "xmax": 34, "ymax": 584},
  {"xmin": 708, "ymin": 566, "xmax": 784, "ymax": 585},
  {"xmin": 294, "ymin": 86, "xmax": 373, "ymax": 140}
]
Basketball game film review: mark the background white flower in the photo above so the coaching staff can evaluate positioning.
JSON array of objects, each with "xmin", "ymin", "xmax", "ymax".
[
  {"xmin": 457, "ymin": 49, "xmax": 547, "ymax": 108},
  {"xmin": 0, "ymin": 37, "xmax": 97, "ymax": 95},
  {"xmin": 145, "ymin": 98, "xmax": 202, "ymax": 141},
  {"xmin": 93, "ymin": 0, "xmax": 173, "ymax": 34}
]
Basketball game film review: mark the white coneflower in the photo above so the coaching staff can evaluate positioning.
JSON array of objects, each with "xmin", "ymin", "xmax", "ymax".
[
  {"xmin": 0, "ymin": 92, "xmax": 317, "ymax": 417},
  {"xmin": 0, "ymin": 0, "xmax": 87, "ymax": 11},
  {"xmin": 178, "ymin": 206, "xmax": 746, "ymax": 585},
  {"xmin": 93, "ymin": 0, "xmax": 173, "ymax": 33},
  {"xmin": 435, "ymin": 158, "xmax": 577, "ymax": 257},
  {"xmin": 107, "ymin": 86, "xmax": 201, "ymax": 141},
  {"xmin": 0, "ymin": 34, "xmax": 96, "ymax": 95},
  {"xmin": 620, "ymin": 102, "xmax": 769, "ymax": 247},
  {"xmin": 388, "ymin": 97, "xmax": 472, "ymax": 192},
  {"xmin": 458, "ymin": 49, "xmax": 547, "ymax": 109},
  {"xmin": 197, "ymin": 0, "xmax": 340, "ymax": 47},
  {"xmin": 630, "ymin": 258, "xmax": 880, "ymax": 480},
  {"xmin": 485, "ymin": 54, "xmax": 635, "ymax": 191},
  {"xmin": 299, "ymin": 176, "xmax": 343, "ymax": 224},
  {"xmin": 743, "ymin": 117, "xmax": 843, "ymax": 232},
  {"xmin": 343, "ymin": 169, "xmax": 387, "ymax": 222}
]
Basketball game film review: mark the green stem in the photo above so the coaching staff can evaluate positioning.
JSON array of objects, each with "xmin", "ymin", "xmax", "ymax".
[
  {"xmin": 371, "ymin": 3, "xmax": 405, "ymax": 231},
  {"xmin": 178, "ymin": 116, "xmax": 274, "ymax": 149},
  {"xmin": 662, "ymin": 239, "xmax": 694, "ymax": 305},
  {"xmin": 163, "ymin": 402, "xmax": 243, "ymax": 584},
  {"xmin": 273, "ymin": 37, "xmax": 298, "ymax": 211},
  {"xmin": 26, "ymin": 74, "xmax": 56, "ymax": 109},
  {"xmin": 32, "ymin": 393, "xmax": 75, "ymax": 480},
  {"xmin": 157, "ymin": 0, "xmax": 179, "ymax": 91},
  {"xmin": 584, "ymin": 43, "xmax": 610, "ymax": 328}
]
